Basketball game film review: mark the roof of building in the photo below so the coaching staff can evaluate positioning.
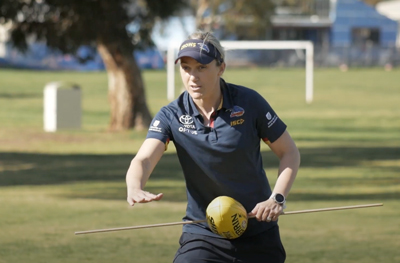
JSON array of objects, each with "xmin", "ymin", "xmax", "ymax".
[
  {"xmin": 271, "ymin": 15, "xmax": 332, "ymax": 28},
  {"xmin": 376, "ymin": 0, "xmax": 400, "ymax": 21}
]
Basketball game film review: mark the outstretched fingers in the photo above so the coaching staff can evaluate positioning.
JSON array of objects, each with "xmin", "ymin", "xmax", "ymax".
[{"xmin": 127, "ymin": 191, "xmax": 163, "ymax": 206}]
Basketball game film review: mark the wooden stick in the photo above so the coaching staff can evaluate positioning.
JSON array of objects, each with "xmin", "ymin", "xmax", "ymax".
[
  {"xmin": 282, "ymin": 203, "xmax": 383, "ymax": 215},
  {"xmin": 74, "ymin": 203, "xmax": 383, "ymax": 235},
  {"xmin": 75, "ymin": 219, "xmax": 206, "ymax": 235}
]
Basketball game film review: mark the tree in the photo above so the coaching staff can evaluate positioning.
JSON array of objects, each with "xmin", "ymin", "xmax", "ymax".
[
  {"xmin": 189, "ymin": 0, "xmax": 275, "ymax": 40},
  {"xmin": 0, "ymin": 0, "xmax": 186, "ymax": 131}
]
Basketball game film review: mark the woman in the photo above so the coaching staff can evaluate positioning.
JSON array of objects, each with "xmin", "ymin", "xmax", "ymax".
[{"xmin": 126, "ymin": 31, "xmax": 300, "ymax": 263}]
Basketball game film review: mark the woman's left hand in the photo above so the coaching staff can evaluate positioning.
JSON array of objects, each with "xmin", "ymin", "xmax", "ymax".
[{"xmin": 248, "ymin": 199, "xmax": 284, "ymax": 222}]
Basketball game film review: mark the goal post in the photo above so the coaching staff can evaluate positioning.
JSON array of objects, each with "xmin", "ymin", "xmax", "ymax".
[{"xmin": 167, "ymin": 40, "xmax": 314, "ymax": 103}]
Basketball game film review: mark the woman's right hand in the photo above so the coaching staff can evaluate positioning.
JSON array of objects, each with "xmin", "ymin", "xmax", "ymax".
[
  {"xmin": 125, "ymin": 138, "xmax": 166, "ymax": 206},
  {"xmin": 127, "ymin": 189, "xmax": 163, "ymax": 206}
]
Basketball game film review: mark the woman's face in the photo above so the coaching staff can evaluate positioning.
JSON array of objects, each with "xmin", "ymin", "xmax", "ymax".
[{"xmin": 179, "ymin": 57, "xmax": 225, "ymax": 101}]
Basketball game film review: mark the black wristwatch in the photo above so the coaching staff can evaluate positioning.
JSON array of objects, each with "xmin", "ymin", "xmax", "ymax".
[{"xmin": 271, "ymin": 193, "xmax": 286, "ymax": 206}]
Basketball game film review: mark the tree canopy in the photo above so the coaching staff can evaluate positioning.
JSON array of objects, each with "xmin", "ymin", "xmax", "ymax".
[
  {"xmin": 190, "ymin": 0, "xmax": 275, "ymax": 40},
  {"xmin": 0, "ymin": 0, "xmax": 187, "ymax": 131},
  {"xmin": 0, "ymin": 0, "xmax": 186, "ymax": 55}
]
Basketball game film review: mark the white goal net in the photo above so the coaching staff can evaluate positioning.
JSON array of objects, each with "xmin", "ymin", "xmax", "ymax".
[{"xmin": 167, "ymin": 40, "xmax": 314, "ymax": 103}]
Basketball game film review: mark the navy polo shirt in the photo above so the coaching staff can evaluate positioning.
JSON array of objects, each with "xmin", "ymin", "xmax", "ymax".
[{"xmin": 146, "ymin": 79, "xmax": 287, "ymax": 238}]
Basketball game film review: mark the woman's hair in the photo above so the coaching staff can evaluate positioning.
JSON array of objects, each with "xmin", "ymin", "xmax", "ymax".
[{"xmin": 188, "ymin": 31, "xmax": 225, "ymax": 66}]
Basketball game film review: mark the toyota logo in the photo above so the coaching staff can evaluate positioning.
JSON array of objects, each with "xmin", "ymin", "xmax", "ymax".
[{"xmin": 179, "ymin": 115, "xmax": 193, "ymax": 125}]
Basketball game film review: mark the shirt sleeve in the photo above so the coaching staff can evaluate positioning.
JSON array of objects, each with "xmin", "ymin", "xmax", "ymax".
[
  {"xmin": 146, "ymin": 107, "xmax": 173, "ymax": 144},
  {"xmin": 254, "ymin": 93, "xmax": 287, "ymax": 143}
]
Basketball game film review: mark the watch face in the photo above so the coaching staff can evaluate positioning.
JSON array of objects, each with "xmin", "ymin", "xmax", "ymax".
[{"xmin": 275, "ymin": 194, "xmax": 285, "ymax": 203}]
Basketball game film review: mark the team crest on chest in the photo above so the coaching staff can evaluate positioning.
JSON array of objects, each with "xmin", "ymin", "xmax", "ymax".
[{"xmin": 230, "ymin": 106, "xmax": 245, "ymax": 118}]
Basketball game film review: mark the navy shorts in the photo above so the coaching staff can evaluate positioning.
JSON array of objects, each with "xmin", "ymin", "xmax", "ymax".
[{"xmin": 173, "ymin": 226, "xmax": 286, "ymax": 263}]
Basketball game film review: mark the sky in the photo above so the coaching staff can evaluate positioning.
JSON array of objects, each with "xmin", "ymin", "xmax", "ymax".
[{"xmin": 151, "ymin": 16, "xmax": 196, "ymax": 52}]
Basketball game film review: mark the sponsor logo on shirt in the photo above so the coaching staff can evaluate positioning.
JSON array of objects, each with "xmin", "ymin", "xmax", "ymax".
[
  {"xmin": 178, "ymin": 114, "xmax": 197, "ymax": 134},
  {"xmin": 179, "ymin": 115, "xmax": 196, "ymax": 129},
  {"xmin": 266, "ymin": 112, "xmax": 278, "ymax": 128},
  {"xmin": 230, "ymin": 106, "xmax": 245, "ymax": 118},
  {"xmin": 179, "ymin": 115, "xmax": 193, "ymax": 125},
  {"xmin": 231, "ymin": 118, "xmax": 245, "ymax": 127},
  {"xmin": 149, "ymin": 119, "xmax": 162, "ymax": 132},
  {"xmin": 178, "ymin": 127, "xmax": 197, "ymax": 135}
]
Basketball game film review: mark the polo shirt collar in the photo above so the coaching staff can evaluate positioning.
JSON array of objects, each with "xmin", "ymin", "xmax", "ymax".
[
  {"xmin": 184, "ymin": 92, "xmax": 200, "ymax": 116},
  {"xmin": 220, "ymin": 78, "xmax": 234, "ymax": 111}
]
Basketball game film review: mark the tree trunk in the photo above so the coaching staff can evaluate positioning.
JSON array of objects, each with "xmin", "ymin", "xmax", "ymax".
[{"xmin": 97, "ymin": 41, "xmax": 152, "ymax": 131}]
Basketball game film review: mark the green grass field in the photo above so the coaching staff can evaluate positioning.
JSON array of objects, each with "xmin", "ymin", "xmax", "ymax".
[{"xmin": 0, "ymin": 67, "xmax": 399, "ymax": 263}]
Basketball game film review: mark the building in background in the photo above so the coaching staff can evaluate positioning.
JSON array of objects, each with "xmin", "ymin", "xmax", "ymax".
[
  {"xmin": 262, "ymin": 0, "xmax": 399, "ymax": 67},
  {"xmin": 272, "ymin": 0, "xmax": 397, "ymax": 47}
]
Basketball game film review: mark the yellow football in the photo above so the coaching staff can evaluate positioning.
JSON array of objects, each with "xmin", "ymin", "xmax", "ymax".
[{"xmin": 206, "ymin": 196, "xmax": 248, "ymax": 239}]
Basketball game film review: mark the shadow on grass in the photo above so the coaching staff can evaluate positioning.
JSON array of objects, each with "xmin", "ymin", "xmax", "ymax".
[
  {"xmin": 0, "ymin": 92, "xmax": 41, "ymax": 99},
  {"xmin": 1, "ymin": 146, "xmax": 399, "ymax": 202},
  {"xmin": 0, "ymin": 152, "xmax": 182, "ymax": 186}
]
